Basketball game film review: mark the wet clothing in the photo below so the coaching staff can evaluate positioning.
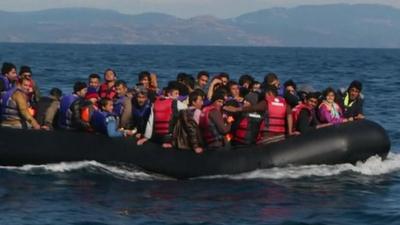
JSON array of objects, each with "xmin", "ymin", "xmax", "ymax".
[
  {"xmin": 337, "ymin": 91, "xmax": 364, "ymax": 118},
  {"xmin": 35, "ymin": 96, "xmax": 60, "ymax": 129}
]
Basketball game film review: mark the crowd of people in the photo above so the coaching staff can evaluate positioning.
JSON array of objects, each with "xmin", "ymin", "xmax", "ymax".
[{"xmin": 0, "ymin": 62, "xmax": 365, "ymax": 153}]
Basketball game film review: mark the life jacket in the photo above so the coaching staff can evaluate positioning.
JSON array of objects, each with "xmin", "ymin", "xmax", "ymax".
[
  {"xmin": 198, "ymin": 105, "xmax": 225, "ymax": 146},
  {"xmin": 233, "ymin": 113, "xmax": 263, "ymax": 145},
  {"xmin": 58, "ymin": 94, "xmax": 79, "ymax": 129},
  {"xmin": 99, "ymin": 83, "xmax": 117, "ymax": 100},
  {"xmin": 113, "ymin": 95, "xmax": 126, "ymax": 116},
  {"xmin": 0, "ymin": 74, "xmax": 14, "ymax": 93},
  {"xmin": 90, "ymin": 110, "xmax": 113, "ymax": 135},
  {"xmin": 81, "ymin": 103, "xmax": 98, "ymax": 131},
  {"xmin": 153, "ymin": 97, "xmax": 176, "ymax": 137},
  {"xmin": 260, "ymin": 95, "xmax": 287, "ymax": 134},
  {"xmin": 0, "ymin": 88, "xmax": 30, "ymax": 127},
  {"xmin": 132, "ymin": 100, "xmax": 152, "ymax": 133},
  {"xmin": 292, "ymin": 103, "xmax": 313, "ymax": 131}
]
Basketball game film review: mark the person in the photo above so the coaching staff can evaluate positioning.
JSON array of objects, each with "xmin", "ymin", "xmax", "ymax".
[
  {"xmin": 199, "ymin": 91, "xmax": 232, "ymax": 148},
  {"xmin": 292, "ymin": 92, "xmax": 330, "ymax": 134},
  {"xmin": 250, "ymin": 81, "xmax": 262, "ymax": 93},
  {"xmin": 132, "ymin": 87, "xmax": 152, "ymax": 141},
  {"xmin": 195, "ymin": 71, "xmax": 209, "ymax": 91},
  {"xmin": 173, "ymin": 90, "xmax": 204, "ymax": 153},
  {"xmin": 319, "ymin": 87, "xmax": 351, "ymax": 124},
  {"xmin": 58, "ymin": 81, "xmax": 87, "ymax": 129},
  {"xmin": 207, "ymin": 76, "xmax": 224, "ymax": 102},
  {"xmin": 114, "ymin": 80, "xmax": 132, "ymax": 129},
  {"xmin": 218, "ymin": 72, "xmax": 230, "ymax": 86},
  {"xmin": 137, "ymin": 71, "xmax": 157, "ymax": 102},
  {"xmin": 79, "ymin": 87, "xmax": 100, "ymax": 132},
  {"xmin": 263, "ymin": 73, "xmax": 284, "ymax": 96},
  {"xmin": 283, "ymin": 79, "xmax": 300, "ymax": 108},
  {"xmin": 18, "ymin": 66, "xmax": 41, "ymax": 105},
  {"xmin": 337, "ymin": 80, "xmax": 365, "ymax": 120},
  {"xmin": 0, "ymin": 62, "xmax": 18, "ymax": 94},
  {"xmin": 138, "ymin": 82, "xmax": 187, "ymax": 148},
  {"xmin": 98, "ymin": 69, "xmax": 117, "ymax": 100},
  {"xmin": 238, "ymin": 74, "xmax": 254, "ymax": 90},
  {"xmin": 88, "ymin": 73, "xmax": 101, "ymax": 91},
  {"xmin": 228, "ymin": 81, "xmax": 244, "ymax": 105},
  {"xmin": 35, "ymin": 88, "xmax": 62, "ymax": 130},
  {"xmin": 90, "ymin": 99, "xmax": 135, "ymax": 138},
  {"xmin": 231, "ymin": 92, "xmax": 263, "ymax": 145},
  {"xmin": 0, "ymin": 77, "xmax": 40, "ymax": 129},
  {"xmin": 177, "ymin": 73, "xmax": 195, "ymax": 96}
]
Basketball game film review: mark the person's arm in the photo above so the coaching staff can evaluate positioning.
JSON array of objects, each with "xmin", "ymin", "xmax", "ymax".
[
  {"xmin": 286, "ymin": 105, "xmax": 294, "ymax": 135},
  {"xmin": 209, "ymin": 110, "xmax": 231, "ymax": 134},
  {"xmin": 32, "ymin": 82, "xmax": 41, "ymax": 103},
  {"xmin": 14, "ymin": 92, "xmax": 40, "ymax": 129},
  {"xmin": 106, "ymin": 116, "xmax": 124, "ymax": 138},
  {"xmin": 43, "ymin": 101, "xmax": 60, "ymax": 129},
  {"xmin": 120, "ymin": 97, "xmax": 132, "ymax": 129},
  {"xmin": 297, "ymin": 109, "xmax": 314, "ymax": 134},
  {"xmin": 241, "ymin": 101, "xmax": 267, "ymax": 113}
]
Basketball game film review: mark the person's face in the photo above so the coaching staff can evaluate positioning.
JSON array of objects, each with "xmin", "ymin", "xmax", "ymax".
[
  {"xmin": 104, "ymin": 71, "xmax": 116, "ymax": 82},
  {"xmin": 230, "ymin": 84, "xmax": 240, "ymax": 98},
  {"xmin": 221, "ymin": 77, "xmax": 228, "ymax": 86},
  {"xmin": 307, "ymin": 97, "xmax": 318, "ymax": 109},
  {"xmin": 140, "ymin": 77, "xmax": 150, "ymax": 88},
  {"xmin": 103, "ymin": 101, "xmax": 114, "ymax": 113},
  {"xmin": 168, "ymin": 89, "xmax": 179, "ymax": 99},
  {"xmin": 349, "ymin": 87, "xmax": 360, "ymax": 100},
  {"xmin": 20, "ymin": 72, "xmax": 32, "ymax": 80},
  {"xmin": 78, "ymin": 88, "xmax": 88, "ymax": 98},
  {"xmin": 271, "ymin": 79, "xmax": 280, "ymax": 88},
  {"xmin": 89, "ymin": 78, "xmax": 100, "ymax": 88},
  {"xmin": 136, "ymin": 93, "xmax": 148, "ymax": 106},
  {"xmin": 214, "ymin": 99, "xmax": 224, "ymax": 109},
  {"xmin": 198, "ymin": 75, "xmax": 208, "ymax": 88},
  {"xmin": 286, "ymin": 85, "xmax": 296, "ymax": 95},
  {"xmin": 252, "ymin": 83, "xmax": 261, "ymax": 92},
  {"xmin": 89, "ymin": 97, "xmax": 98, "ymax": 104},
  {"xmin": 115, "ymin": 85, "xmax": 127, "ymax": 97},
  {"xmin": 326, "ymin": 92, "xmax": 335, "ymax": 103},
  {"xmin": 6, "ymin": 68, "xmax": 18, "ymax": 81},
  {"xmin": 20, "ymin": 80, "xmax": 31, "ymax": 93},
  {"xmin": 192, "ymin": 96, "xmax": 204, "ymax": 110}
]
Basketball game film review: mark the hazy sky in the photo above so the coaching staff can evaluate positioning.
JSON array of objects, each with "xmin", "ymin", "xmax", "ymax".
[{"xmin": 1, "ymin": 0, "xmax": 399, "ymax": 18}]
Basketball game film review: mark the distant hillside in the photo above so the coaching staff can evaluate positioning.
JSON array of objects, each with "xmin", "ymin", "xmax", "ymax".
[{"xmin": 1, "ymin": 4, "xmax": 400, "ymax": 47}]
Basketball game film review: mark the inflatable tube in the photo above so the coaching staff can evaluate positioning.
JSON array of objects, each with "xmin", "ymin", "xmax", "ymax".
[{"xmin": 0, "ymin": 120, "xmax": 391, "ymax": 179}]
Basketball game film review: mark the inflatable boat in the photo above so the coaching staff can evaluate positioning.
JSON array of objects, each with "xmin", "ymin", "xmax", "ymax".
[{"xmin": 0, "ymin": 120, "xmax": 391, "ymax": 179}]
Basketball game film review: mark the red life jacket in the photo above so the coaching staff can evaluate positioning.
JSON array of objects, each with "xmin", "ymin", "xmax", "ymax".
[
  {"xmin": 99, "ymin": 83, "xmax": 117, "ymax": 100},
  {"xmin": 261, "ymin": 95, "xmax": 287, "ymax": 134},
  {"xmin": 233, "ymin": 113, "xmax": 263, "ymax": 145},
  {"xmin": 153, "ymin": 97, "xmax": 174, "ymax": 137},
  {"xmin": 199, "ymin": 105, "xmax": 225, "ymax": 146},
  {"xmin": 292, "ymin": 103, "xmax": 313, "ymax": 132}
]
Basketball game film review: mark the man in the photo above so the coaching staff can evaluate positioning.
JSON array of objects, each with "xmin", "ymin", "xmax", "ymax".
[
  {"xmin": 114, "ymin": 80, "xmax": 132, "ymax": 129},
  {"xmin": 338, "ymin": 80, "xmax": 365, "ymax": 120},
  {"xmin": 19, "ymin": 65, "xmax": 41, "ymax": 104},
  {"xmin": 132, "ymin": 87, "xmax": 152, "ymax": 141},
  {"xmin": 35, "ymin": 88, "xmax": 62, "ymax": 130},
  {"xmin": 195, "ymin": 71, "xmax": 209, "ymax": 91},
  {"xmin": 99, "ymin": 69, "xmax": 117, "ymax": 100},
  {"xmin": 1, "ymin": 77, "xmax": 40, "ymax": 129},
  {"xmin": 0, "ymin": 62, "xmax": 18, "ymax": 94},
  {"xmin": 80, "ymin": 87, "xmax": 100, "ymax": 132},
  {"xmin": 58, "ymin": 82, "xmax": 87, "ymax": 129},
  {"xmin": 88, "ymin": 73, "xmax": 101, "ymax": 91}
]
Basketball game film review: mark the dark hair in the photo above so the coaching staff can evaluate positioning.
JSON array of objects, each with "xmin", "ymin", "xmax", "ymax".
[
  {"xmin": 197, "ymin": 71, "xmax": 209, "ymax": 79},
  {"xmin": 211, "ymin": 90, "xmax": 226, "ymax": 102},
  {"xmin": 218, "ymin": 72, "xmax": 230, "ymax": 80},
  {"xmin": 348, "ymin": 80, "xmax": 362, "ymax": 92},
  {"xmin": 178, "ymin": 73, "xmax": 195, "ymax": 90},
  {"xmin": 166, "ymin": 81, "xmax": 181, "ymax": 92},
  {"xmin": 88, "ymin": 73, "xmax": 101, "ymax": 80},
  {"xmin": 239, "ymin": 74, "xmax": 254, "ymax": 86},
  {"xmin": 322, "ymin": 87, "xmax": 336, "ymax": 99},
  {"xmin": 18, "ymin": 76, "xmax": 30, "ymax": 84},
  {"xmin": 306, "ymin": 92, "xmax": 321, "ymax": 100},
  {"xmin": 284, "ymin": 79, "xmax": 297, "ymax": 90},
  {"xmin": 264, "ymin": 84, "xmax": 278, "ymax": 96},
  {"xmin": 176, "ymin": 72, "xmax": 187, "ymax": 82},
  {"xmin": 73, "ymin": 81, "xmax": 87, "ymax": 93},
  {"xmin": 104, "ymin": 68, "xmax": 117, "ymax": 78},
  {"xmin": 193, "ymin": 88, "xmax": 206, "ymax": 98},
  {"xmin": 115, "ymin": 80, "xmax": 128, "ymax": 88},
  {"xmin": 49, "ymin": 88, "xmax": 62, "ymax": 99},
  {"xmin": 189, "ymin": 91, "xmax": 203, "ymax": 106},
  {"xmin": 264, "ymin": 72, "xmax": 278, "ymax": 85},
  {"xmin": 19, "ymin": 65, "xmax": 32, "ymax": 76},
  {"xmin": 1, "ymin": 62, "xmax": 16, "ymax": 75},
  {"xmin": 138, "ymin": 71, "xmax": 151, "ymax": 82},
  {"xmin": 99, "ymin": 98, "xmax": 112, "ymax": 108}
]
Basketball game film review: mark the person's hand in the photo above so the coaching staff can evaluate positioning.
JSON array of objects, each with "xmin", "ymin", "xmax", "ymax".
[
  {"xmin": 289, "ymin": 131, "xmax": 301, "ymax": 136},
  {"xmin": 227, "ymin": 116, "xmax": 235, "ymax": 124},
  {"xmin": 211, "ymin": 78, "xmax": 222, "ymax": 86},
  {"xmin": 355, "ymin": 114, "xmax": 365, "ymax": 120},
  {"xmin": 135, "ymin": 133, "xmax": 142, "ymax": 139},
  {"xmin": 41, "ymin": 125, "xmax": 50, "ymax": 131},
  {"xmin": 32, "ymin": 124, "xmax": 41, "ymax": 130},
  {"xmin": 194, "ymin": 147, "xmax": 203, "ymax": 154},
  {"xmin": 137, "ymin": 138, "xmax": 148, "ymax": 145}
]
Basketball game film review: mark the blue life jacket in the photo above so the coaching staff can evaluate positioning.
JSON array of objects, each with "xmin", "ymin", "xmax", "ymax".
[
  {"xmin": 1, "ymin": 88, "xmax": 20, "ymax": 122},
  {"xmin": 0, "ymin": 75, "xmax": 14, "ymax": 93},
  {"xmin": 132, "ymin": 100, "xmax": 151, "ymax": 133},
  {"xmin": 90, "ymin": 110, "xmax": 113, "ymax": 135},
  {"xmin": 58, "ymin": 94, "xmax": 79, "ymax": 129},
  {"xmin": 113, "ymin": 95, "xmax": 126, "ymax": 117}
]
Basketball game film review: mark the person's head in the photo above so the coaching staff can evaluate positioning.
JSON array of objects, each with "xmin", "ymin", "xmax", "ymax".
[
  {"xmin": 104, "ymin": 69, "xmax": 117, "ymax": 82},
  {"xmin": 243, "ymin": 92, "xmax": 259, "ymax": 107},
  {"xmin": 85, "ymin": 86, "xmax": 100, "ymax": 103},
  {"xmin": 323, "ymin": 87, "xmax": 337, "ymax": 104},
  {"xmin": 189, "ymin": 90, "xmax": 204, "ymax": 110},
  {"xmin": 284, "ymin": 79, "xmax": 297, "ymax": 95},
  {"xmin": 1, "ymin": 62, "xmax": 17, "ymax": 81},
  {"xmin": 218, "ymin": 72, "xmax": 230, "ymax": 86},
  {"xmin": 88, "ymin": 73, "xmax": 101, "ymax": 89},
  {"xmin": 49, "ymin": 88, "xmax": 63, "ymax": 100},
  {"xmin": 228, "ymin": 81, "xmax": 240, "ymax": 98},
  {"xmin": 197, "ymin": 71, "xmax": 209, "ymax": 89},
  {"xmin": 115, "ymin": 80, "xmax": 128, "ymax": 97},
  {"xmin": 250, "ymin": 81, "xmax": 261, "ymax": 93},
  {"xmin": 305, "ymin": 92, "xmax": 320, "ymax": 109},
  {"xmin": 17, "ymin": 77, "xmax": 31, "ymax": 93},
  {"xmin": 264, "ymin": 84, "xmax": 278, "ymax": 97},
  {"xmin": 73, "ymin": 81, "xmax": 88, "ymax": 97},
  {"xmin": 138, "ymin": 71, "xmax": 151, "ymax": 88},
  {"xmin": 166, "ymin": 81, "xmax": 180, "ymax": 99},
  {"xmin": 135, "ymin": 87, "xmax": 149, "ymax": 107},
  {"xmin": 211, "ymin": 90, "xmax": 226, "ymax": 109},
  {"xmin": 264, "ymin": 72, "xmax": 280, "ymax": 88},
  {"xmin": 99, "ymin": 98, "xmax": 113, "ymax": 113},
  {"xmin": 239, "ymin": 74, "xmax": 254, "ymax": 89},
  {"xmin": 348, "ymin": 80, "xmax": 362, "ymax": 101},
  {"xmin": 19, "ymin": 66, "xmax": 32, "ymax": 80},
  {"xmin": 178, "ymin": 73, "xmax": 195, "ymax": 92}
]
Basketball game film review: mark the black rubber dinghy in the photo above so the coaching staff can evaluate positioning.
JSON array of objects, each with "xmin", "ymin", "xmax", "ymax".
[{"xmin": 0, "ymin": 120, "xmax": 390, "ymax": 179}]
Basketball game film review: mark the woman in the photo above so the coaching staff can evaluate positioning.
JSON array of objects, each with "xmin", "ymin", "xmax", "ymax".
[{"xmin": 318, "ymin": 87, "xmax": 352, "ymax": 124}]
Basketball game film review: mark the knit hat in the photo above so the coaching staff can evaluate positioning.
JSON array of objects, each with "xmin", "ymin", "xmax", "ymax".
[
  {"xmin": 348, "ymin": 80, "xmax": 362, "ymax": 92},
  {"xmin": 85, "ymin": 86, "xmax": 99, "ymax": 100}
]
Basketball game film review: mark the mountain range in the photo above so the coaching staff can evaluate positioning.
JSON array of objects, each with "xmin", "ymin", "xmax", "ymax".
[{"xmin": 1, "ymin": 4, "xmax": 400, "ymax": 48}]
